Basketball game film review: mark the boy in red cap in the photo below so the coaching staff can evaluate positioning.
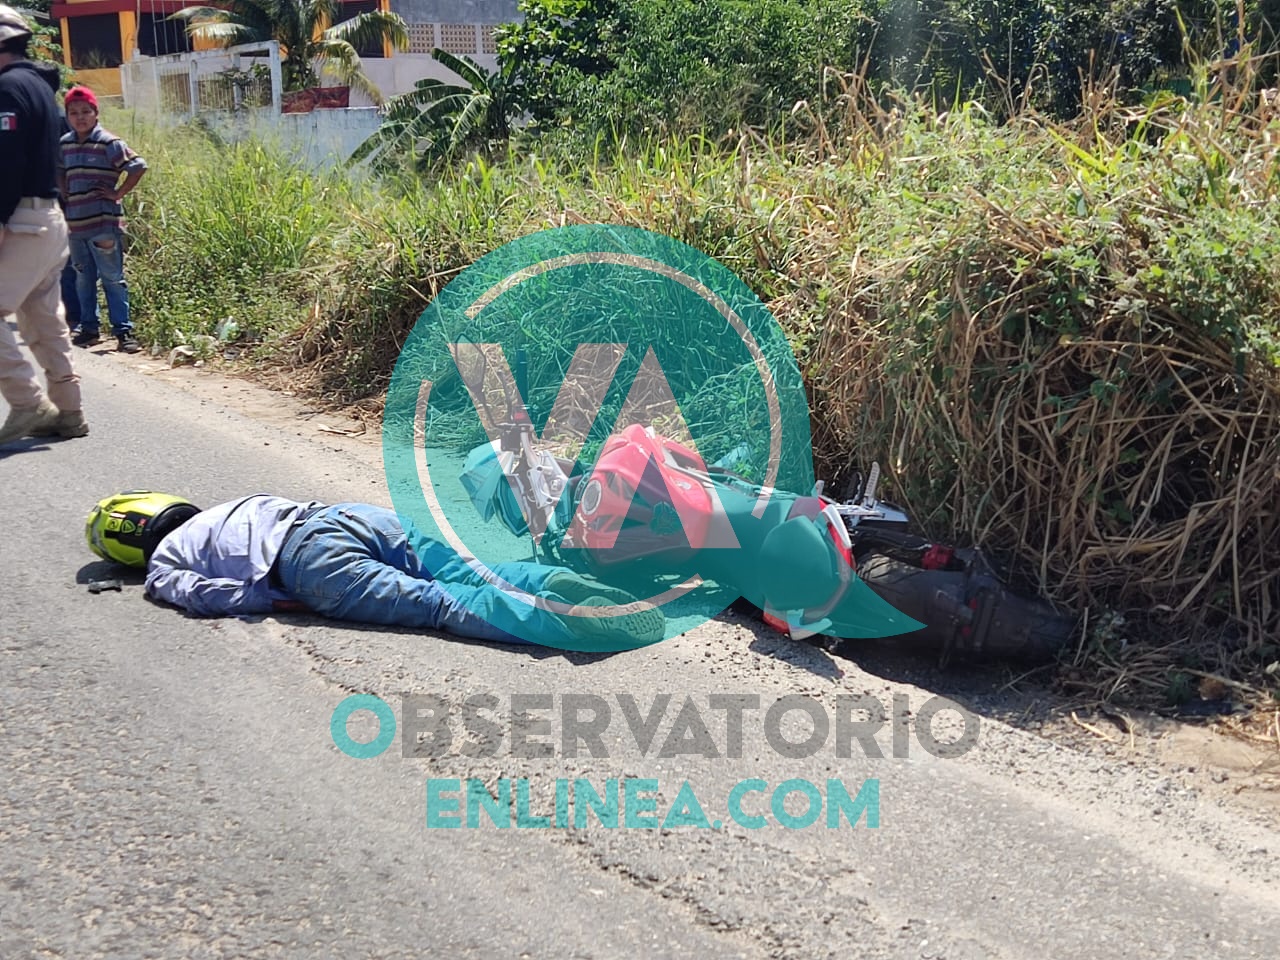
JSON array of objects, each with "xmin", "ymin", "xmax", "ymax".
[{"xmin": 60, "ymin": 84, "xmax": 147, "ymax": 353}]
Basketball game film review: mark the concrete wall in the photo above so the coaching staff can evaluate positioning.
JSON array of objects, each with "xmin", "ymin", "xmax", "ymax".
[
  {"xmin": 197, "ymin": 39, "xmax": 504, "ymax": 167},
  {"xmin": 353, "ymin": 51, "xmax": 500, "ymax": 107},
  {"xmin": 117, "ymin": 3, "xmax": 524, "ymax": 163},
  {"xmin": 392, "ymin": 0, "xmax": 518, "ymax": 22},
  {"xmin": 202, "ymin": 107, "xmax": 384, "ymax": 170}
]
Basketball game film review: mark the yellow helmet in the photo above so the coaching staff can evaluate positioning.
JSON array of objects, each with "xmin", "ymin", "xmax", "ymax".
[{"xmin": 85, "ymin": 491, "xmax": 200, "ymax": 567}]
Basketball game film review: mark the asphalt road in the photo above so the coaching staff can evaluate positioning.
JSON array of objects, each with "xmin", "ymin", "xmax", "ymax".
[{"xmin": 2, "ymin": 346, "xmax": 1277, "ymax": 959}]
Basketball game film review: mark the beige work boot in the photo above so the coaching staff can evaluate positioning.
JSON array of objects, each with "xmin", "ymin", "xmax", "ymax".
[
  {"xmin": 55, "ymin": 410, "xmax": 89, "ymax": 438},
  {"xmin": 0, "ymin": 399, "xmax": 59, "ymax": 445},
  {"xmin": 30, "ymin": 408, "xmax": 90, "ymax": 439}
]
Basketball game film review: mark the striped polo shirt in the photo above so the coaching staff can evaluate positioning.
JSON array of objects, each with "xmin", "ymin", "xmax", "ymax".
[{"xmin": 60, "ymin": 124, "xmax": 147, "ymax": 238}]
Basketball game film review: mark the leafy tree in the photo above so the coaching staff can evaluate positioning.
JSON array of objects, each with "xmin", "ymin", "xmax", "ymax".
[
  {"xmin": 497, "ymin": 0, "xmax": 1280, "ymax": 138},
  {"xmin": 864, "ymin": 1, "xmax": 1280, "ymax": 116},
  {"xmin": 494, "ymin": 0, "xmax": 620, "ymax": 127},
  {"xmin": 350, "ymin": 49, "xmax": 516, "ymax": 171},
  {"xmin": 13, "ymin": 7, "xmax": 71, "ymax": 86},
  {"xmin": 499, "ymin": 0, "xmax": 868, "ymax": 139},
  {"xmin": 171, "ymin": 0, "xmax": 409, "ymax": 103}
]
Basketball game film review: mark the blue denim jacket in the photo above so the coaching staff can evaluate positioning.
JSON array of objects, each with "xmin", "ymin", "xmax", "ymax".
[{"xmin": 145, "ymin": 494, "xmax": 323, "ymax": 616}]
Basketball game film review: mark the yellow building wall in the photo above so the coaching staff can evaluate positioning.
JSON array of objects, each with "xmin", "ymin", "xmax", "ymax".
[
  {"xmin": 55, "ymin": 8, "xmax": 132, "ymax": 95},
  {"xmin": 59, "ymin": 18, "xmax": 71, "ymax": 68},
  {"xmin": 118, "ymin": 10, "xmax": 135, "ymax": 59},
  {"xmin": 71, "ymin": 67, "xmax": 123, "ymax": 97}
]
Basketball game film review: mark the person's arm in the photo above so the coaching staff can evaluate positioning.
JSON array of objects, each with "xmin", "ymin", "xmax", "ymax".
[
  {"xmin": 99, "ymin": 139, "xmax": 146, "ymax": 203},
  {"xmin": 103, "ymin": 165, "xmax": 144, "ymax": 203},
  {"xmin": 0, "ymin": 84, "xmax": 24, "ymax": 227},
  {"xmin": 145, "ymin": 562, "xmax": 250, "ymax": 617},
  {"xmin": 57, "ymin": 136, "xmax": 70, "ymax": 202}
]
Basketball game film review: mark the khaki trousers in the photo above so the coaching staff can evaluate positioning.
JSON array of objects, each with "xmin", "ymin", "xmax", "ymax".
[{"xmin": 0, "ymin": 205, "xmax": 80, "ymax": 412}]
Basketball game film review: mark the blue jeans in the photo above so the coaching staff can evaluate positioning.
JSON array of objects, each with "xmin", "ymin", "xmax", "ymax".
[
  {"xmin": 69, "ymin": 229, "xmax": 131, "ymax": 336},
  {"xmin": 274, "ymin": 503, "xmax": 579, "ymax": 646},
  {"xmin": 59, "ymin": 259, "xmax": 86, "ymax": 330}
]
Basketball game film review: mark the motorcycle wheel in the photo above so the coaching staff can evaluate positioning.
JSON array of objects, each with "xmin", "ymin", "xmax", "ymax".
[{"xmin": 855, "ymin": 553, "xmax": 1077, "ymax": 663}]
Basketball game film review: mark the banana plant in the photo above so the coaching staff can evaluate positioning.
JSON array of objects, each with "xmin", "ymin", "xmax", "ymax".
[{"xmin": 350, "ymin": 48, "xmax": 517, "ymax": 172}]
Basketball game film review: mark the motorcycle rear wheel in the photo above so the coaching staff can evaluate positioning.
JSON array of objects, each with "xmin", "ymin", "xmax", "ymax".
[{"xmin": 855, "ymin": 554, "xmax": 1077, "ymax": 663}]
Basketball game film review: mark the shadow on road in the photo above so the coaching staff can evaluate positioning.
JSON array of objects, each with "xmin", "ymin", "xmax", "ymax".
[
  {"xmin": 0, "ymin": 436, "xmax": 58, "ymax": 459},
  {"xmin": 74, "ymin": 559, "xmax": 147, "ymax": 586},
  {"xmin": 722, "ymin": 601, "xmax": 1072, "ymax": 735}
]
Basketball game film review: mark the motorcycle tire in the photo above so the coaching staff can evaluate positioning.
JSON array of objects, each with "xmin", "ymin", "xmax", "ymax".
[{"xmin": 856, "ymin": 553, "xmax": 1076, "ymax": 663}]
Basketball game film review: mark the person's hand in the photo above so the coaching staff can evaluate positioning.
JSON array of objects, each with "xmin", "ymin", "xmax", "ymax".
[{"xmin": 90, "ymin": 186, "xmax": 119, "ymax": 202}]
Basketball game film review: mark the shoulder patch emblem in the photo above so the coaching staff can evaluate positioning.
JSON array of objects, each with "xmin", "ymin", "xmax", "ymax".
[{"xmin": 0, "ymin": 112, "xmax": 17, "ymax": 132}]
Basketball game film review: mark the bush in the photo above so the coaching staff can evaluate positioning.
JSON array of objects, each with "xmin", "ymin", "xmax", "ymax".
[
  {"xmin": 119, "ymin": 80, "xmax": 1280, "ymax": 705},
  {"xmin": 122, "ymin": 117, "xmax": 353, "ymax": 347},
  {"xmin": 502, "ymin": 0, "xmax": 873, "ymax": 142},
  {"xmin": 500, "ymin": 0, "xmax": 1280, "ymax": 143}
]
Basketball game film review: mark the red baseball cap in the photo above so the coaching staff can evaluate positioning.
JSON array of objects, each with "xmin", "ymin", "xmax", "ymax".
[{"xmin": 65, "ymin": 85, "xmax": 99, "ymax": 111}]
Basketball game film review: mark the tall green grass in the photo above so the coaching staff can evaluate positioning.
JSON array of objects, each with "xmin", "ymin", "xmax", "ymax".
[
  {"xmin": 111, "ymin": 86, "xmax": 1280, "ymax": 707},
  {"xmin": 118, "ymin": 114, "xmax": 358, "ymax": 346}
]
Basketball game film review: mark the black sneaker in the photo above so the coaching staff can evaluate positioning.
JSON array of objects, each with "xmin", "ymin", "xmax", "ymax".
[
  {"xmin": 116, "ymin": 334, "xmax": 142, "ymax": 354},
  {"xmin": 72, "ymin": 329, "xmax": 102, "ymax": 347}
]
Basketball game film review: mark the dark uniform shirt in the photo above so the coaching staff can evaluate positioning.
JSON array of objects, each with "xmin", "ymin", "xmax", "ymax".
[{"xmin": 0, "ymin": 59, "xmax": 61, "ymax": 226}]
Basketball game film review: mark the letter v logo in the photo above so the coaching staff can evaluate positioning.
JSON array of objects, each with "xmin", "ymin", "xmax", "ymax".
[
  {"xmin": 452, "ymin": 341, "xmax": 741, "ymax": 551},
  {"xmin": 383, "ymin": 225, "xmax": 919, "ymax": 649},
  {"xmin": 451, "ymin": 341, "xmax": 623, "ymax": 544}
]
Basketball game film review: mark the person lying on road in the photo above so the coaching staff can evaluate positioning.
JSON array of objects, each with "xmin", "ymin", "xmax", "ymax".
[{"xmin": 86, "ymin": 491, "xmax": 665, "ymax": 649}]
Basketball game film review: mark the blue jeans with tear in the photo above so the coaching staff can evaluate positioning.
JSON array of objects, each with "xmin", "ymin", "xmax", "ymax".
[
  {"xmin": 69, "ymin": 228, "xmax": 132, "ymax": 337},
  {"xmin": 274, "ymin": 503, "xmax": 575, "ymax": 645}
]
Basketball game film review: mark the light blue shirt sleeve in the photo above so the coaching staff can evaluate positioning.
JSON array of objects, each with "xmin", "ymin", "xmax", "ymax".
[
  {"xmin": 144, "ymin": 495, "xmax": 323, "ymax": 617},
  {"xmin": 144, "ymin": 565, "xmax": 254, "ymax": 618}
]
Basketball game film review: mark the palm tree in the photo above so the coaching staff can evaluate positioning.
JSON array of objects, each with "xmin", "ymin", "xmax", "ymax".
[
  {"xmin": 171, "ymin": 0, "xmax": 409, "ymax": 104},
  {"xmin": 350, "ymin": 48, "xmax": 517, "ymax": 171}
]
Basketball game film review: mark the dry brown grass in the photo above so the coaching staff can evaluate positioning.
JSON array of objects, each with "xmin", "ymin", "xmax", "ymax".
[
  {"xmin": 142, "ymin": 59, "xmax": 1280, "ymax": 717},
  {"xmin": 792, "ymin": 67, "xmax": 1280, "ymax": 711}
]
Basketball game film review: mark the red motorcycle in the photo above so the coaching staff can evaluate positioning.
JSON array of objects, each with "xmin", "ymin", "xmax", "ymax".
[{"xmin": 462, "ymin": 416, "xmax": 1076, "ymax": 664}]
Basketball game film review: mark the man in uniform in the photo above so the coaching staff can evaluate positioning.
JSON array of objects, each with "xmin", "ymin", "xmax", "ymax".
[{"xmin": 0, "ymin": 4, "xmax": 87, "ymax": 445}]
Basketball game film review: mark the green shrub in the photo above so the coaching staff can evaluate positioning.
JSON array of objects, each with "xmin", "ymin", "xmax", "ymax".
[
  {"xmin": 118, "ymin": 80, "xmax": 1280, "ymax": 704},
  {"xmin": 121, "ymin": 117, "xmax": 354, "ymax": 346},
  {"xmin": 499, "ymin": 0, "xmax": 1280, "ymax": 143}
]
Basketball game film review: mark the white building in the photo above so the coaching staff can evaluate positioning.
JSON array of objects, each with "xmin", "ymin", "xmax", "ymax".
[{"xmin": 357, "ymin": 0, "xmax": 519, "ymax": 104}]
